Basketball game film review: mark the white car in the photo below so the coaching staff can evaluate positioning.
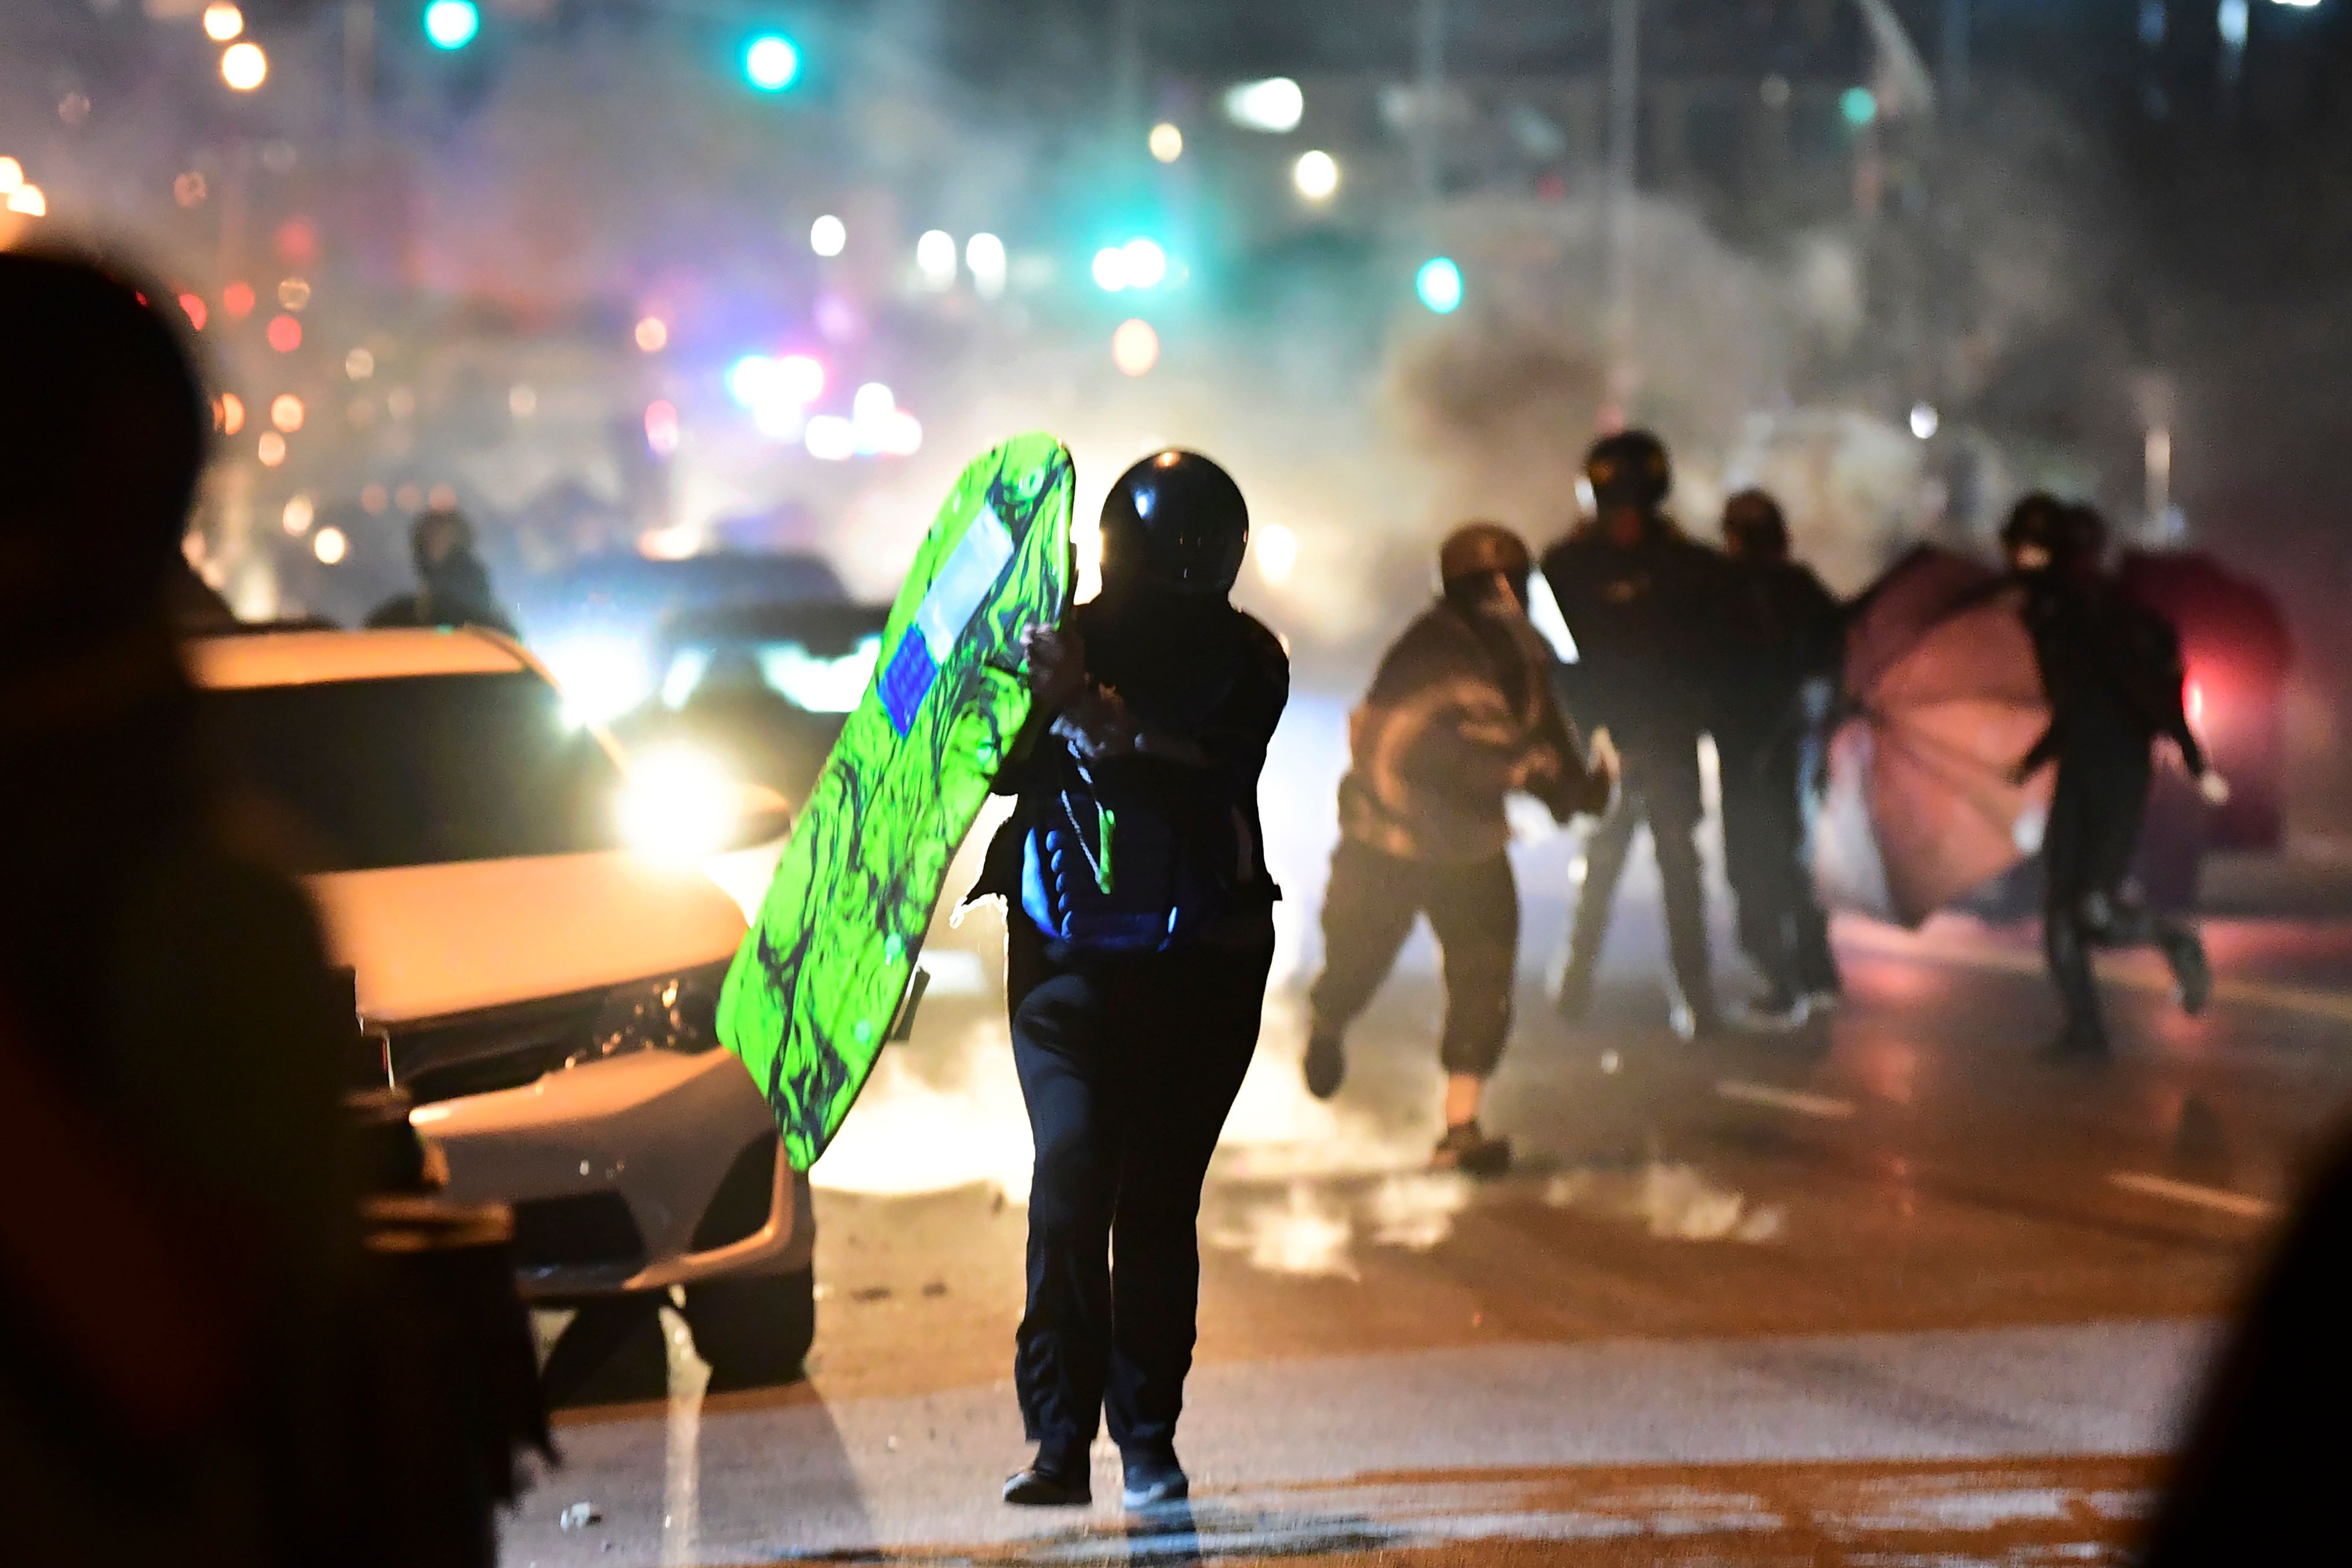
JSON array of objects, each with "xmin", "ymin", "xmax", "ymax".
[{"xmin": 187, "ymin": 625, "xmax": 815, "ymax": 1388}]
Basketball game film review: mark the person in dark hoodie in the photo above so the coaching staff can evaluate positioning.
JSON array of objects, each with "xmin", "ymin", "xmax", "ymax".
[
  {"xmin": 1714, "ymin": 489, "xmax": 1844, "ymax": 1026},
  {"xmin": 2006, "ymin": 496, "xmax": 2223, "ymax": 1061},
  {"xmin": 970, "ymin": 451, "xmax": 1287, "ymax": 1515},
  {"xmin": 365, "ymin": 505, "xmax": 518, "ymax": 637},
  {"xmin": 1540, "ymin": 430, "xmax": 1737, "ymax": 1038},
  {"xmin": 1303, "ymin": 523, "xmax": 1611, "ymax": 1174}
]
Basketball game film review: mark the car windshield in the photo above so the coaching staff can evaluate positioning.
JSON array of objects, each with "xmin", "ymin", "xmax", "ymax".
[
  {"xmin": 656, "ymin": 604, "xmax": 890, "ymax": 714},
  {"xmin": 200, "ymin": 671, "xmax": 625, "ymax": 872}
]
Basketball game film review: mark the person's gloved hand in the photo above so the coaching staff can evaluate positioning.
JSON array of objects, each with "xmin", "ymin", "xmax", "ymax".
[
  {"xmin": 1021, "ymin": 623, "xmax": 1088, "ymax": 710},
  {"xmin": 2198, "ymin": 769, "xmax": 2233, "ymax": 807},
  {"xmin": 1052, "ymin": 684, "xmax": 1139, "ymax": 761}
]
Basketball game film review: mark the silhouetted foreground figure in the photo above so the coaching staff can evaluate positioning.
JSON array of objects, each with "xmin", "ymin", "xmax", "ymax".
[
  {"xmin": 2139, "ymin": 1128, "xmax": 2352, "ymax": 1564},
  {"xmin": 0, "ymin": 252, "xmax": 543, "ymax": 1563},
  {"xmin": 366, "ymin": 505, "xmax": 519, "ymax": 637},
  {"xmin": 972, "ymin": 451, "xmax": 1286, "ymax": 1512}
]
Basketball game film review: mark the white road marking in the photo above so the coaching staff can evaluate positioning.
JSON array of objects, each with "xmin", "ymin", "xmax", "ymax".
[
  {"xmin": 2108, "ymin": 1171, "xmax": 2277, "ymax": 1221},
  {"xmin": 1715, "ymin": 1079, "xmax": 1858, "ymax": 1120}
]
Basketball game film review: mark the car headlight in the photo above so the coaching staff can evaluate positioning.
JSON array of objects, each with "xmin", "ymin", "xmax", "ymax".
[
  {"xmin": 572, "ymin": 961, "xmax": 730, "ymax": 1067},
  {"xmin": 617, "ymin": 745, "xmax": 740, "ymax": 861}
]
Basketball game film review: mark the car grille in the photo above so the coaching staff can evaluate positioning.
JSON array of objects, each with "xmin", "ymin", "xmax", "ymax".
[
  {"xmin": 511, "ymin": 1192, "xmax": 648, "ymax": 1273},
  {"xmin": 381, "ymin": 988, "xmax": 606, "ymax": 1106}
]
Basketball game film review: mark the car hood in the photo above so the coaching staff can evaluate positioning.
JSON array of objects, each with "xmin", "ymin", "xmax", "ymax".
[{"xmin": 311, "ymin": 853, "xmax": 747, "ymax": 1023}]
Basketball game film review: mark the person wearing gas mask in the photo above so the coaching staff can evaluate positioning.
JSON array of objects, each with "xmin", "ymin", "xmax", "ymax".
[
  {"xmin": 2005, "ymin": 495, "xmax": 2223, "ymax": 1061},
  {"xmin": 969, "ymin": 452, "xmax": 1287, "ymax": 1514},
  {"xmin": 1715, "ymin": 489, "xmax": 1844, "ymax": 1027},
  {"xmin": 1302, "ymin": 524, "xmax": 1611, "ymax": 1175},
  {"xmin": 1540, "ymin": 430, "xmax": 1737, "ymax": 1039}
]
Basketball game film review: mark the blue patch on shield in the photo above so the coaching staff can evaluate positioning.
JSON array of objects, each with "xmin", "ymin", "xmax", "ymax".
[{"xmin": 879, "ymin": 630, "xmax": 939, "ymax": 737}]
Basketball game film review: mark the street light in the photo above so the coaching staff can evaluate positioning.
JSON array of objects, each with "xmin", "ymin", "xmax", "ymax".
[
  {"xmin": 1293, "ymin": 150, "xmax": 1340, "ymax": 201},
  {"xmin": 1416, "ymin": 256, "xmax": 1463, "ymax": 314},
  {"xmin": 423, "ymin": 1, "xmax": 481, "ymax": 51},
  {"xmin": 221, "ymin": 41, "xmax": 268, "ymax": 91},
  {"xmin": 202, "ymin": 3, "xmax": 244, "ymax": 42},
  {"xmin": 1149, "ymin": 122, "xmax": 1184, "ymax": 162},
  {"xmin": 744, "ymin": 34, "xmax": 801, "ymax": 91}
]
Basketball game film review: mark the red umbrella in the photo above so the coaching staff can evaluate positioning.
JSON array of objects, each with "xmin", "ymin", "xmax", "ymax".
[{"xmin": 1818, "ymin": 546, "xmax": 2053, "ymax": 927}]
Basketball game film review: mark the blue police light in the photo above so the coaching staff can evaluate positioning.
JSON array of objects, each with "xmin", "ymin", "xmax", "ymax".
[
  {"xmin": 1416, "ymin": 257, "xmax": 1463, "ymax": 314},
  {"xmin": 744, "ymin": 34, "xmax": 801, "ymax": 91},
  {"xmin": 422, "ymin": 0, "xmax": 480, "ymax": 50}
]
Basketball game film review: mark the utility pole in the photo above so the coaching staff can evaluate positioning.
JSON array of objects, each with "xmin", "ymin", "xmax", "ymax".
[
  {"xmin": 1604, "ymin": 0, "xmax": 1640, "ymax": 422},
  {"xmin": 1413, "ymin": 0, "xmax": 1445, "ymax": 201}
]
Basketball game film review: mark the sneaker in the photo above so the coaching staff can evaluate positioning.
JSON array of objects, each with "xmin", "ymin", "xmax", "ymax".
[
  {"xmin": 1732, "ymin": 988, "xmax": 1809, "ymax": 1032},
  {"xmin": 1433, "ymin": 1120, "xmax": 1512, "ymax": 1177},
  {"xmin": 1303, "ymin": 1028, "xmax": 1346, "ymax": 1101},
  {"xmin": 1002, "ymin": 1452, "xmax": 1090, "ymax": 1507},
  {"xmin": 2166, "ymin": 932, "xmax": 2213, "ymax": 1017},
  {"xmin": 1119, "ymin": 1451, "xmax": 1190, "ymax": 1511},
  {"xmin": 1670, "ymin": 1000, "xmax": 1725, "ymax": 1043}
]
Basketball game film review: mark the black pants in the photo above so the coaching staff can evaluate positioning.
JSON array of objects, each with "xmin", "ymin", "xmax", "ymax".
[
  {"xmin": 1559, "ymin": 737, "xmax": 1713, "ymax": 1015},
  {"xmin": 2042, "ymin": 748, "xmax": 2195, "ymax": 1042},
  {"xmin": 1718, "ymin": 729, "xmax": 1837, "ymax": 998},
  {"xmin": 1308, "ymin": 840, "xmax": 1518, "ymax": 1078},
  {"xmin": 1008, "ymin": 916, "xmax": 1272, "ymax": 1464}
]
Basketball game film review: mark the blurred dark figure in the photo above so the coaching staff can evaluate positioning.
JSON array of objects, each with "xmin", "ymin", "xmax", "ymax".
[
  {"xmin": 2138, "ymin": 1125, "xmax": 2352, "ymax": 1564},
  {"xmin": 367, "ymin": 506, "xmax": 518, "ymax": 637},
  {"xmin": 168, "ymin": 559, "xmax": 241, "ymax": 634},
  {"xmin": 2006, "ymin": 497, "xmax": 2222, "ymax": 1061},
  {"xmin": 972, "ymin": 452, "xmax": 1286, "ymax": 1514},
  {"xmin": 1304, "ymin": 523, "xmax": 1610, "ymax": 1174},
  {"xmin": 1541, "ymin": 430, "xmax": 1735, "ymax": 1038},
  {"xmin": 1715, "ymin": 490, "xmax": 1844, "ymax": 1027},
  {"xmin": 0, "ymin": 253, "xmax": 357, "ymax": 1560}
]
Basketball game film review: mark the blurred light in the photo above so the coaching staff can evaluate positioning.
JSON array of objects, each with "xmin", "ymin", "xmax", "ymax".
[
  {"xmin": 966, "ymin": 232, "xmax": 1008, "ymax": 299},
  {"xmin": 270, "ymin": 393, "xmax": 304, "ymax": 432},
  {"xmin": 423, "ymin": 0, "xmax": 481, "ymax": 50},
  {"xmin": 508, "ymin": 384, "xmax": 537, "ymax": 417},
  {"xmin": 1149, "ymin": 122, "xmax": 1184, "ymax": 162},
  {"xmin": 1293, "ymin": 150, "xmax": 1340, "ymax": 200},
  {"xmin": 257, "ymin": 431, "xmax": 287, "ymax": 467},
  {"xmin": 1121, "ymin": 238, "xmax": 1168, "ymax": 289},
  {"xmin": 223, "ymin": 280, "xmax": 255, "ymax": 318},
  {"xmin": 2186, "ymin": 678, "xmax": 2207, "ymax": 728},
  {"xmin": 634, "ymin": 315, "xmax": 668, "ymax": 352},
  {"xmin": 281, "ymin": 494, "xmax": 314, "ymax": 535},
  {"xmin": 218, "ymin": 392, "xmax": 245, "ymax": 435},
  {"xmin": 638, "ymin": 523, "xmax": 701, "ymax": 562},
  {"xmin": 221, "ymin": 41, "xmax": 268, "ymax": 91},
  {"xmin": 917, "ymin": 229, "xmax": 958, "ymax": 290},
  {"xmin": 5, "ymin": 185, "xmax": 46, "ymax": 218},
  {"xmin": 881, "ymin": 409, "xmax": 923, "ymax": 457},
  {"xmin": 59, "ymin": 94, "xmax": 89, "ymax": 128},
  {"xmin": 266, "ymin": 314, "xmax": 301, "ymax": 352},
  {"xmin": 752, "ymin": 398, "xmax": 805, "ymax": 442},
  {"xmin": 810, "ymin": 214, "xmax": 846, "ymax": 256},
  {"xmin": 2142, "ymin": 1, "xmax": 2170, "ymax": 43},
  {"xmin": 546, "ymin": 636, "xmax": 653, "ymax": 726},
  {"xmin": 853, "ymin": 381, "xmax": 896, "ymax": 425},
  {"xmin": 387, "ymin": 388, "xmax": 416, "ymax": 420},
  {"xmin": 360, "ymin": 483, "xmax": 387, "ymax": 514},
  {"xmin": 0, "ymin": 158, "xmax": 20, "ymax": 192},
  {"xmin": 312, "ymin": 526, "xmax": 347, "ymax": 565},
  {"xmin": 775, "ymin": 354, "xmax": 825, "ymax": 403},
  {"xmin": 428, "ymin": 482, "xmax": 457, "ymax": 510},
  {"xmin": 1841, "ymin": 86, "xmax": 1878, "ymax": 126},
  {"xmin": 1909, "ymin": 402, "xmax": 1940, "ymax": 440},
  {"xmin": 1112, "ymin": 318, "xmax": 1160, "ymax": 377},
  {"xmin": 2272, "ymin": 0, "xmax": 2321, "ymax": 9},
  {"xmin": 744, "ymin": 34, "xmax": 801, "ymax": 91},
  {"xmin": 1416, "ymin": 256, "xmax": 1463, "ymax": 314},
  {"xmin": 1256, "ymin": 521, "xmax": 1298, "ymax": 585},
  {"xmin": 395, "ymin": 482, "xmax": 422, "ymax": 511},
  {"xmin": 175, "ymin": 172, "xmax": 207, "ymax": 208},
  {"xmin": 1091, "ymin": 246, "xmax": 1129, "ymax": 292},
  {"xmin": 644, "ymin": 399, "xmax": 681, "ymax": 457},
  {"xmin": 2220, "ymin": 0, "xmax": 2251, "ymax": 46},
  {"xmin": 345, "ymin": 346, "xmax": 375, "ymax": 379},
  {"xmin": 277, "ymin": 277, "xmax": 311, "ymax": 311},
  {"xmin": 178, "ymin": 293, "xmax": 208, "ymax": 330},
  {"xmin": 202, "ymin": 3, "xmax": 243, "ymax": 42},
  {"xmin": 619, "ymin": 748, "xmax": 740, "ymax": 862},
  {"xmin": 1224, "ymin": 77, "xmax": 1305, "ymax": 133},
  {"xmin": 1527, "ymin": 571, "xmax": 1580, "ymax": 663},
  {"xmin": 805, "ymin": 415, "xmax": 855, "ymax": 461},
  {"xmin": 726, "ymin": 354, "xmax": 776, "ymax": 408}
]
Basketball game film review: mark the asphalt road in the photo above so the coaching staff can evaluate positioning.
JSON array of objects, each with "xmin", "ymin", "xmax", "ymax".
[{"xmin": 499, "ymin": 864, "xmax": 2352, "ymax": 1567}]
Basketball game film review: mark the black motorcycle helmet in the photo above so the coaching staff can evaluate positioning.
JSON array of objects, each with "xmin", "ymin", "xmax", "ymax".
[
  {"xmin": 2057, "ymin": 501, "xmax": 2109, "ymax": 573},
  {"xmin": 1438, "ymin": 521, "xmax": 1532, "ymax": 606},
  {"xmin": 1584, "ymin": 428, "xmax": 1673, "ymax": 512},
  {"xmin": 1099, "ymin": 449, "xmax": 1249, "ymax": 597},
  {"xmin": 2000, "ymin": 492, "xmax": 2067, "ymax": 572},
  {"xmin": 1721, "ymin": 489, "xmax": 1790, "ymax": 561}
]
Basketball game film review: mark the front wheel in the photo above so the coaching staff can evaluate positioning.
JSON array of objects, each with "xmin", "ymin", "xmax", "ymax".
[{"xmin": 684, "ymin": 1264, "xmax": 815, "ymax": 1391}]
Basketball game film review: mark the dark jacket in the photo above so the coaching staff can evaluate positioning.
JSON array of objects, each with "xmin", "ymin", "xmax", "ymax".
[
  {"xmin": 2020, "ymin": 573, "xmax": 2204, "ymax": 777},
  {"xmin": 1539, "ymin": 518, "xmax": 1736, "ymax": 748},
  {"xmin": 973, "ymin": 591, "xmax": 1289, "ymax": 929},
  {"xmin": 1717, "ymin": 555, "xmax": 1843, "ymax": 757},
  {"xmin": 365, "ymin": 551, "xmax": 518, "ymax": 639},
  {"xmin": 1339, "ymin": 599, "xmax": 1598, "ymax": 863}
]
